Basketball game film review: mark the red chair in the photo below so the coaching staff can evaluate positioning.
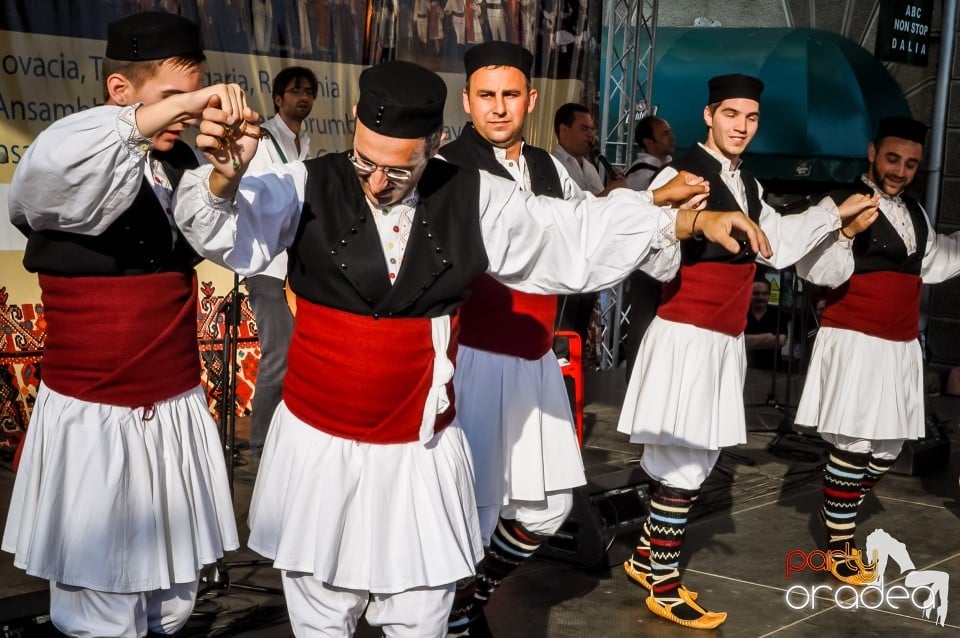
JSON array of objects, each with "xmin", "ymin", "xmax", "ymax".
[{"xmin": 555, "ymin": 330, "xmax": 584, "ymax": 446}]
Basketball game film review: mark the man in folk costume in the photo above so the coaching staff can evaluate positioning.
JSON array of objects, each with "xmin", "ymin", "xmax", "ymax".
[
  {"xmin": 175, "ymin": 60, "xmax": 772, "ymax": 636},
  {"xmin": 438, "ymin": 41, "xmax": 597, "ymax": 635},
  {"xmin": 244, "ymin": 65, "xmax": 319, "ymax": 459},
  {"xmin": 794, "ymin": 116, "xmax": 960, "ymax": 586},
  {"xmin": 616, "ymin": 73, "xmax": 880, "ymax": 630},
  {"xmin": 2, "ymin": 12, "xmax": 245, "ymax": 636}
]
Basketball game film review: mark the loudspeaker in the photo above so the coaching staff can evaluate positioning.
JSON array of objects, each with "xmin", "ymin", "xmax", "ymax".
[
  {"xmin": 537, "ymin": 460, "xmax": 652, "ymax": 568},
  {"xmin": 890, "ymin": 415, "xmax": 951, "ymax": 476}
]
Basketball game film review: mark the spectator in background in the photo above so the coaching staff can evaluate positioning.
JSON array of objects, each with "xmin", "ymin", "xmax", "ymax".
[
  {"xmin": 744, "ymin": 274, "xmax": 786, "ymax": 369},
  {"xmin": 552, "ymin": 103, "xmax": 623, "ymax": 363},
  {"xmin": 552, "ymin": 102, "xmax": 621, "ymax": 196},
  {"xmin": 624, "ymin": 115, "xmax": 675, "ymax": 191},
  {"xmin": 623, "ymin": 115, "xmax": 677, "ymax": 380},
  {"xmin": 244, "ymin": 66, "xmax": 318, "ymax": 459}
]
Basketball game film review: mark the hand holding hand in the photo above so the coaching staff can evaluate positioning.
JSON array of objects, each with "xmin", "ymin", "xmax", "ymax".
[
  {"xmin": 652, "ymin": 170, "xmax": 709, "ymax": 207},
  {"xmin": 195, "ymin": 87, "xmax": 260, "ymax": 187},
  {"xmin": 839, "ymin": 195, "xmax": 880, "ymax": 239},
  {"xmin": 836, "ymin": 192, "xmax": 880, "ymax": 221}
]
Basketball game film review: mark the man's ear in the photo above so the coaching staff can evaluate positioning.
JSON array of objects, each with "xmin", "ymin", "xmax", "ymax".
[
  {"xmin": 274, "ymin": 94, "xmax": 283, "ymax": 111},
  {"xmin": 703, "ymin": 105, "xmax": 713, "ymax": 129},
  {"xmin": 106, "ymin": 72, "xmax": 135, "ymax": 106},
  {"xmin": 867, "ymin": 142, "xmax": 877, "ymax": 164},
  {"xmin": 527, "ymin": 88, "xmax": 538, "ymax": 114}
]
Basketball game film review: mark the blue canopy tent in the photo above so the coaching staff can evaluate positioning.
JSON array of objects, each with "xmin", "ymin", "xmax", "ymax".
[{"xmin": 651, "ymin": 27, "xmax": 911, "ymax": 185}]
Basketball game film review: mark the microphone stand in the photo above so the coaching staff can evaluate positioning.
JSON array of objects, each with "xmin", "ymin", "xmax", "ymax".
[{"xmin": 197, "ymin": 273, "xmax": 282, "ymax": 605}]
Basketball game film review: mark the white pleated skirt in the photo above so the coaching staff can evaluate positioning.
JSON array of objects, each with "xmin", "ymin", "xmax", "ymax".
[
  {"xmin": 795, "ymin": 326, "xmax": 925, "ymax": 440},
  {"xmin": 454, "ymin": 346, "xmax": 586, "ymax": 507},
  {"xmin": 2, "ymin": 383, "xmax": 239, "ymax": 593},
  {"xmin": 617, "ymin": 317, "xmax": 748, "ymax": 450},
  {"xmin": 247, "ymin": 403, "xmax": 484, "ymax": 593}
]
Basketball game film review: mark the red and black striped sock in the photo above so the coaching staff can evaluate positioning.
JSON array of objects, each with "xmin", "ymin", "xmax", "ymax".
[
  {"xmin": 475, "ymin": 517, "xmax": 546, "ymax": 606},
  {"xmin": 648, "ymin": 484, "xmax": 701, "ymax": 619},
  {"xmin": 822, "ymin": 448, "xmax": 870, "ymax": 577}
]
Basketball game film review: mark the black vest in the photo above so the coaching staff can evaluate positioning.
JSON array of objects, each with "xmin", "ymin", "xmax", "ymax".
[
  {"xmin": 439, "ymin": 123, "xmax": 564, "ymax": 198},
  {"xmin": 21, "ymin": 141, "xmax": 201, "ymax": 276},
  {"xmin": 670, "ymin": 145, "xmax": 763, "ymax": 264},
  {"xmin": 828, "ymin": 181, "xmax": 928, "ymax": 275},
  {"xmin": 288, "ymin": 152, "xmax": 489, "ymax": 318}
]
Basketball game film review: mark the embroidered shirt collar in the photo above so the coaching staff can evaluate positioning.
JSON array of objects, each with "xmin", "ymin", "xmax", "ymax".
[{"xmin": 860, "ymin": 174, "xmax": 903, "ymax": 204}]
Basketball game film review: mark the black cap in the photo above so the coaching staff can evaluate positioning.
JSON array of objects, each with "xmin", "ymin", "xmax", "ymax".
[
  {"xmin": 464, "ymin": 41, "xmax": 534, "ymax": 78},
  {"xmin": 106, "ymin": 12, "xmax": 204, "ymax": 62},
  {"xmin": 708, "ymin": 73, "xmax": 764, "ymax": 104},
  {"xmin": 875, "ymin": 116, "xmax": 927, "ymax": 145},
  {"xmin": 356, "ymin": 61, "xmax": 446, "ymax": 139}
]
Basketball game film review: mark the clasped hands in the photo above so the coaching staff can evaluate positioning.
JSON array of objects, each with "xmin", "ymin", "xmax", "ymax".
[
  {"xmin": 651, "ymin": 170, "xmax": 773, "ymax": 258},
  {"xmin": 192, "ymin": 83, "xmax": 261, "ymax": 178}
]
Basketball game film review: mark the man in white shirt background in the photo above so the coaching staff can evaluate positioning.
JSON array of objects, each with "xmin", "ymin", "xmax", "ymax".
[
  {"xmin": 551, "ymin": 102, "xmax": 626, "ymax": 364},
  {"xmin": 623, "ymin": 114, "xmax": 676, "ymax": 380},
  {"xmin": 244, "ymin": 65, "xmax": 318, "ymax": 459}
]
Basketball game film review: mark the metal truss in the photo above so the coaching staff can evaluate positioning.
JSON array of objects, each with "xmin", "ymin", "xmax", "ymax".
[{"xmin": 595, "ymin": 0, "xmax": 658, "ymax": 371}]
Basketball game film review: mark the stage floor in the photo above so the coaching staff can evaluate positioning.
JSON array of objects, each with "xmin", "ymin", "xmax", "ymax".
[{"xmin": 2, "ymin": 367, "xmax": 959, "ymax": 637}]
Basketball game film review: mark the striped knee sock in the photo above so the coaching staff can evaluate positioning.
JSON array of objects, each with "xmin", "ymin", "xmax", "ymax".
[
  {"xmin": 859, "ymin": 455, "xmax": 897, "ymax": 505},
  {"xmin": 822, "ymin": 448, "xmax": 870, "ymax": 558},
  {"xmin": 475, "ymin": 518, "xmax": 546, "ymax": 606},
  {"xmin": 627, "ymin": 517, "xmax": 653, "ymax": 577},
  {"xmin": 447, "ymin": 577, "xmax": 478, "ymax": 635},
  {"xmin": 648, "ymin": 484, "xmax": 697, "ymax": 603}
]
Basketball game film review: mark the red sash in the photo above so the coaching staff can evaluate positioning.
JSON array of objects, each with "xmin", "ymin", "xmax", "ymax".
[
  {"xmin": 458, "ymin": 275, "xmax": 556, "ymax": 360},
  {"xmin": 283, "ymin": 298, "xmax": 457, "ymax": 444},
  {"xmin": 821, "ymin": 271, "xmax": 921, "ymax": 342},
  {"xmin": 657, "ymin": 262, "xmax": 757, "ymax": 337},
  {"xmin": 39, "ymin": 272, "xmax": 201, "ymax": 407}
]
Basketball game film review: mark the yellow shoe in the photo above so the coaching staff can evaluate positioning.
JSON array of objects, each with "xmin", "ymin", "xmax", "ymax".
[
  {"xmin": 623, "ymin": 560, "xmax": 652, "ymax": 591},
  {"xmin": 645, "ymin": 587, "xmax": 727, "ymax": 630},
  {"xmin": 624, "ymin": 561, "xmax": 698, "ymax": 599},
  {"xmin": 828, "ymin": 548, "xmax": 877, "ymax": 586}
]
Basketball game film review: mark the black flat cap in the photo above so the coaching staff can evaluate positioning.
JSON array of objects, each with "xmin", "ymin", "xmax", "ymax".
[
  {"xmin": 875, "ymin": 116, "xmax": 927, "ymax": 145},
  {"xmin": 356, "ymin": 61, "xmax": 447, "ymax": 139},
  {"xmin": 106, "ymin": 12, "xmax": 204, "ymax": 62},
  {"xmin": 708, "ymin": 74, "xmax": 764, "ymax": 104},
  {"xmin": 464, "ymin": 41, "xmax": 534, "ymax": 78}
]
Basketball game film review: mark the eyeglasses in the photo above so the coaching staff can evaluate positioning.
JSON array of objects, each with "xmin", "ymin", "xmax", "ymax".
[
  {"xmin": 348, "ymin": 151, "xmax": 415, "ymax": 183},
  {"xmin": 285, "ymin": 86, "xmax": 316, "ymax": 97}
]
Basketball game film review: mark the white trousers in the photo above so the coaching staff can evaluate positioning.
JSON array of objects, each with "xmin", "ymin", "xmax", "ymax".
[
  {"xmin": 821, "ymin": 433, "xmax": 905, "ymax": 461},
  {"xmin": 49, "ymin": 579, "xmax": 198, "ymax": 637},
  {"xmin": 282, "ymin": 571, "xmax": 455, "ymax": 637},
  {"xmin": 641, "ymin": 444, "xmax": 721, "ymax": 491},
  {"xmin": 478, "ymin": 489, "xmax": 574, "ymax": 545}
]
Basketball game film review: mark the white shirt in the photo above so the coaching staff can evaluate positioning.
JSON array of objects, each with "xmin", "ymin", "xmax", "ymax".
[
  {"xmin": 796, "ymin": 178, "xmax": 960, "ymax": 288},
  {"xmin": 249, "ymin": 114, "xmax": 312, "ymax": 170},
  {"xmin": 625, "ymin": 152, "xmax": 670, "ymax": 192},
  {"xmin": 551, "ymin": 144, "xmax": 605, "ymax": 195},
  {"xmin": 650, "ymin": 145, "xmax": 844, "ymax": 271},
  {"xmin": 438, "ymin": 140, "xmax": 585, "ymax": 199},
  {"xmin": 245, "ymin": 114, "xmax": 313, "ymax": 281},
  {"xmin": 173, "ymin": 159, "xmax": 687, "ymax": 295}
]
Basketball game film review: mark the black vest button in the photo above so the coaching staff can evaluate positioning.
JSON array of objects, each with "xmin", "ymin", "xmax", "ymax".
[
  {"xmin": 340, "ymin": 239, "xmax": 347, "ymax": 245},
  {"xmin": 373, "ymin": 313, "xmax": 380, "ymax": 319},
  {"xmin": 340, "ymin": 264, "xmax": 348, "ymax": 269}
]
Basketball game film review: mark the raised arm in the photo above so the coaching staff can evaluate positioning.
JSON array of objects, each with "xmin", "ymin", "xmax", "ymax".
[
  {"xmin": 477, "ymin": 171, "xmax": 768, "ymax": 294},
  {"xmin": 10, "ymin": 83, "xmax": 258, "ymax": 236},
  {"xmin": 174, "ymin": 100, "xmax": 303, "ymax": 275}
]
